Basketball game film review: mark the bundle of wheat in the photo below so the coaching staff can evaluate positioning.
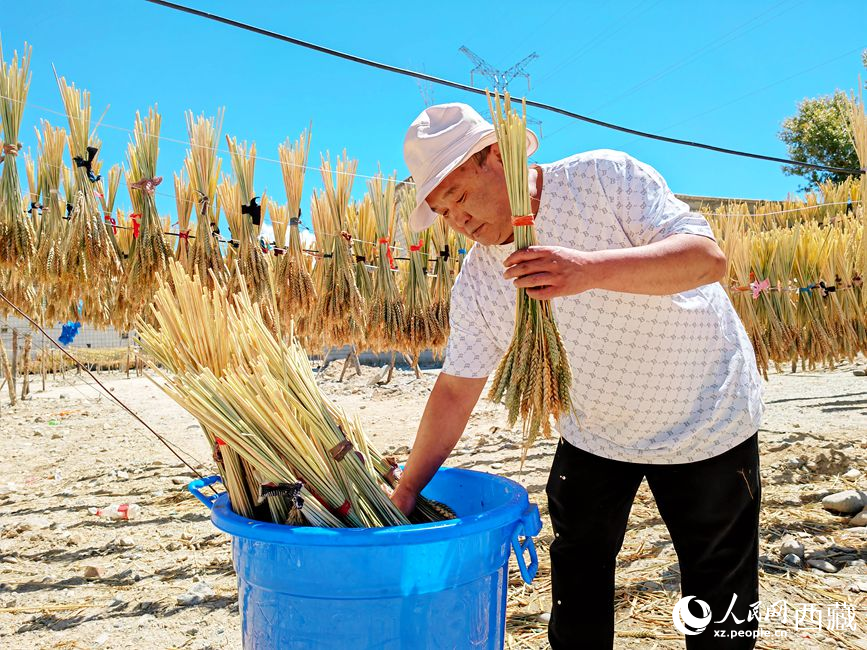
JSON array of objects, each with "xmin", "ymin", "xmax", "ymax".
[
  {"xmin": 312, "ymin": 153, "xmax": 366, "ymax": 349},
  {"xmin": 398, "ymin": 201, "xmax": 442, "ymax": 362},
  {"xmin": 55, "ymin": 75, "xmax": 122, "ymax": 326},
  {"xmin": 114, "ymin": 108, "xmax": 173, "ymax": 331},
  {"xmin": 486, "ymin": 91, "xmax": 572, "ymax": 455},
  {"xmin": 32, "ymin": 120, "xmax": 67, "ymax": 286},
  {"xmin": 844, "ymin": 83, "xmax": 867, "ymax": 282},
  {"xmin": 173, "ymin": 171, "xmax": 196, "ymax": 271},
  {"xmin": 429, "ymin": 215, "xmax": 453, "ymax": 350},
  {"xmin": 350, "ymin": 196, "xmax": 375, "ymax": 304},
  {"xmin": 0, "ymin": 40, "xmax": 35, "ymax": 270},
  {"xmin": 366, "ymin": 172, "xmax": 406, "ymax": 352},
  {"xmin": 137, "ymin": 261, "xmax": 452, "ymax": 527},
  {"xmin": 185, "ymin": 111, "xmax": 226, "ymax": 288},
  {"xmin": 219, "ymin": 137, "xmax": 275, "ymax": 329},
  {"xmin": 276, "ymin": 129, "xmax": 316, "ymax": 337}
]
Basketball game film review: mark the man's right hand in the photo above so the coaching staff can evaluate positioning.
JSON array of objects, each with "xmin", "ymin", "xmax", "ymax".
[
  {"xmin": 389, "ymin": 372, "xmax": 487, "ymax": 518},
  {"xmin": 390, "ymin": 483, "xmax": 417, "ymax": 517}
]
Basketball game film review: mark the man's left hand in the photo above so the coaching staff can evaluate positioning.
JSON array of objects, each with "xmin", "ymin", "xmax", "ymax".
[{"xmin": 503, "ymin": 246, "xmax": 600, "ymax": 300}]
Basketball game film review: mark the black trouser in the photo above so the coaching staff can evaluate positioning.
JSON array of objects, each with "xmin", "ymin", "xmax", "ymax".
[{"xmin": 546, "ymin": 433, "xmax": 761, "ymax": 649}]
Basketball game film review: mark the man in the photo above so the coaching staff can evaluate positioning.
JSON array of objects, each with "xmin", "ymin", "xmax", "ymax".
[{"xmin": 391, "ymin": 102, "xmax": 763, "ymax": 649}]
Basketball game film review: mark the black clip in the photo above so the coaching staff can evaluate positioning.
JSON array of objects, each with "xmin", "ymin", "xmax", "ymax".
[
  {"xmin": 73, "ymin": 146, "xmax": 101, "ymax": 183},
  {"xmin": 241, "ymin": 196, "xmax": 262, "ymax": 226}
]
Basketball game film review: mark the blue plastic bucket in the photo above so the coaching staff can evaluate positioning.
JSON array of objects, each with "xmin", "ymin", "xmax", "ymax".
[{"xmin": 189, "ymin": 467, "xmax": 542, "ymax": 649}]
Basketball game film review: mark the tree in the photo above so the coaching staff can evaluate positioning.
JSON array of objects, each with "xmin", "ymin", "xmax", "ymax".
[{"xmin": 778, "ymin": 91, "xmax": 859, "ymax": 190}]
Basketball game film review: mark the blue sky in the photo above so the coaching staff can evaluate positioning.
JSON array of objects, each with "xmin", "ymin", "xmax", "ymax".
[{"xmin": 5, "ymin": 0, "xmax": 866, "ymax": 232}]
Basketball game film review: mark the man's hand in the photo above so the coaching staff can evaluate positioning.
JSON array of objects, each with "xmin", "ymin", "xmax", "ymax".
[
  {"xmin": 390, "ymin": 483, "xmax": 418, "ymax": 516},
  {"xmin": 389, "ymin": 373, "xmax": 487, "ymax": 516},
  {"xmin": 503, "ymin": 246, "xmax": 599, "ymax": 300},
  {"xmin": 503, "ymin": 235, "xmax": 726, "ymax": 298}
]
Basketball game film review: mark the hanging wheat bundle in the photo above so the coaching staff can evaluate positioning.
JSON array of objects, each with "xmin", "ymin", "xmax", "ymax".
[
  {"xmin": 312, "ymin": 153, "xmax": 366, "ymax": 349},
  {"xmin": 137, "ymin": 261, "xmax": 452, "ymax": 527},
  {"xmin": 185, "ymin": 110, "xmax": 226, "ymax": 288},
  {"xmin": 429, "ymin": 215, "xmax": 453, "ymax": 349},
  {"xmin": 219, "ymin": 136, "xmax": 276, "ymax": 328},
  {"xmin": 486, "ymin": 91, "xmax": 572, "ymax": 454},
  {"xmin": 96, "ymin": 163, "xmax": 122, "ymax": 238},
  {"xmin": 350, "ymin": 196, "xmax": 375, "ymax": 303},
  {"xmin": 32, "ymin": 121, "xmax": 67, "ymax": 282},
  {"xmin": 113, "ymin": 108, "xmax": 173, "ymax": 331},
  {"xmin": 0, "ymin": 40, "xmax": 35, "ymax": 270},
  {"xmin": 398, "ymin": 216, "xmax": 442, "ymax": 361},
  {"xmin": 366, "ymin": 172, "xmax": 406, "ymax": 352},
  {"xmin": 843, "ymin": 83, "xmax": 867, "ymax": 287},
  {"xmin": 276, "ymin": 129, "xmax": 316, "ymax": 334},
  {"xmin": 173, "ymin": 171, "xmax": 195, "ymax": 271},
  {"xmin": 55, "ymin": 74, "xmax": 122, "ymax": 324},
  {"xmin": 452, "ymin": 230, "xmax": 470, "ymax": 275}
]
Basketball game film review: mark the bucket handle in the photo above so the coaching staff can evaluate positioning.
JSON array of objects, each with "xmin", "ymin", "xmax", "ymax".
[
  {"xmin": 511, "ymin": 504, "xmax": 543, "ymax": 584},
  {"xmin": 187, "ymin": 475, "xmax": 223, "ymax": 510}
]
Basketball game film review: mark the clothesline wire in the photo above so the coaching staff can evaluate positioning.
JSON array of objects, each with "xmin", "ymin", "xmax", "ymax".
[{"xmin": 0, "ymin": 91, "xmax": 400, "ymax": 184}]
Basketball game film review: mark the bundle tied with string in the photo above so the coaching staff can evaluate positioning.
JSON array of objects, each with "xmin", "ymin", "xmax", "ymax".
[
  {"xmin": 844, "ymin": 80, "xmax": 867, "ymax": 289},
  {"xmin": 312, "ymin": 152, "xmax": 366, "ymax": 349},
  {"xmin": 136, "ymin": 260, "xmax": 454, "ymax": 527},
  {"xmin": 220, "ymin": 136, "xmax": 276, "ymax": 330},
  {"xmin": 0, "ymin": 40, "xmax": 35, "ymax": 270},
  {"xmin": 398, "ymin": 185, "xmax": 442, "ymax": 360},
  {"xmin": 173, "ymin": 171, "xmax": 196, "ymax": 271},
  {"xmin": 185, "ymin": 110, "xmax": 226, "ymax": 289},
  {"xmin": 32, "ymin": 120, "xmax": 68, "ymax": 290},
  {"xmin": 350, "ymin": 195, "xmax": 375, "ymax": 304},
  {"xmin": 429, "ymin": 215, "xmax": 453, "ymax": 353},
  {"xmin": 55, "ymin": 74, "xmax": 122, "ymax": 326},
  {"xmin": 366, "ymin": 171, "xmax": 406, "ymax": 352},
  {"xmin": 276, "ymin": 128, "xmax": 316, "ymax": 336},
  {"xmin": 115, "ymin": 107, "xmax": 173, "ymax": 331},
  {"xmin": 485, "ymin": 91, "xmax": 573, "ymax": 459}
]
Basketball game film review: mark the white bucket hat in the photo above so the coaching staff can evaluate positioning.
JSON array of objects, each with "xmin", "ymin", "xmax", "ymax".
[{"xmin": 403, "ymin": 102, "xmax": 538, "ymax": 232}]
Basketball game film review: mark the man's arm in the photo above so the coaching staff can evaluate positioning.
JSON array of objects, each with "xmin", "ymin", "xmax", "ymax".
[
  {"xmin": 391, "ymin": 372, "xmax": 487, "ymax": 515},
  {"xmin": 502, "ymin": 234, "xmax": 726, "ymax": 300}
]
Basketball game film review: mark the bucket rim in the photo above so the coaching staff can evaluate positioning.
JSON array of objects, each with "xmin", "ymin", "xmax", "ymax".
[{"xmin": 208, "ymin": 466, "xmax": 532, "ymax": 546}]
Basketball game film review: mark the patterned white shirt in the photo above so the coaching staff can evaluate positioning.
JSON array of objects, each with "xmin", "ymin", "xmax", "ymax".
[{"xmin": 442, "ymin": 150, "xmax": 763, "ymax": 464}]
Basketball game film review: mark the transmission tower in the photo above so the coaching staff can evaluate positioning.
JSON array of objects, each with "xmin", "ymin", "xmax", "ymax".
[{"xmin": 458, "ymin": 46, "xmax": 542, "ymax": 137}]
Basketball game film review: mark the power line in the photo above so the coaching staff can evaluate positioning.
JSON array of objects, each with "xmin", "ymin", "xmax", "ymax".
[{"xmin": 143, "ymin": 0, "xmax": 865, "ymax": 177}]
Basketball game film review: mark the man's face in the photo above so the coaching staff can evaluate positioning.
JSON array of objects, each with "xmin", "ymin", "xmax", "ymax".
[{"xmin": 425, "ymin": 144, "xmax": 514, "ymax": 246}]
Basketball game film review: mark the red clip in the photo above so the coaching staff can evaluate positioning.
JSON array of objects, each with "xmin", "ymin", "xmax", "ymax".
[
  {"xmin": 378, "ymin": 237, "xmax": 397, "ymax": 269},
  {"xmin": 409, "ymin": 238, "xmax": 424, "ymax": 252},
  {"xmin": 104, "ymin": 213, "xmax": 117, "ymax": 235},
  {"xmin": 511, "ymin": 215, "xmax": 535, "ymax": 227},
  {"xmin": 130, "ymin": 213, "xmax": 141, "ymax": 239}
]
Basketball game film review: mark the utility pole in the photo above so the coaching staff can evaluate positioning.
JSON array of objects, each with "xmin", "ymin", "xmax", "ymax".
[{"xmin": 458, "ymin": 46, "xmax": 542, "ymax": 136}]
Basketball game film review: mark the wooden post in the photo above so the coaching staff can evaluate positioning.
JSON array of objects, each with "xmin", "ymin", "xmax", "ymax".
[
  {"xmin": 40, "ymin": 335, "xmax": 46, "ymax": 392},
  {"xmin": 10, "ymin": 329, "xmax": 17, "ymax": 398},
  {"xmin": 385, "ymin": 351, "xmax": 396, "ymax": 385},
  {"xmin": 126, "ymin": 337, "xmax": 131, "ymax": 379},
  {"xmin": 20, "ymin": 334, "xmax": 31, "ymax": 400},
  {"xmin": 0, "ymin": 338, "xmax": 15, "ymax": 406}
]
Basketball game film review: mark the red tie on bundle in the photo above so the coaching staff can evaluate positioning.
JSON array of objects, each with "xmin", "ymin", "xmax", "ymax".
[
  {"xmin": 178, "ymin": 230, "xmax": 190, "ymax": 242},
  {"xmin": 409, "ymin": 238, "xmax": 424, "ymax": 252},
  {"xmin": 130, "ymin": 214, "xmax": 141, "ymax": 239},
  {"xmin": 378, "ymin": 237, "xmax": 397, "ymax": 269},
  {"xmin": 511, "ymin": 215, "xmax": 535, "ymax": 227},
  {"xmin": 104, "ymin": 214, "xmax": 117, "ymax": 234}
]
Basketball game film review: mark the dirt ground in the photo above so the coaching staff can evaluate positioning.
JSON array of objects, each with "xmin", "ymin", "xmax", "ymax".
[{"xmin": 1, "ymin": 356, "xmax": 866, "ymax": 649}]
